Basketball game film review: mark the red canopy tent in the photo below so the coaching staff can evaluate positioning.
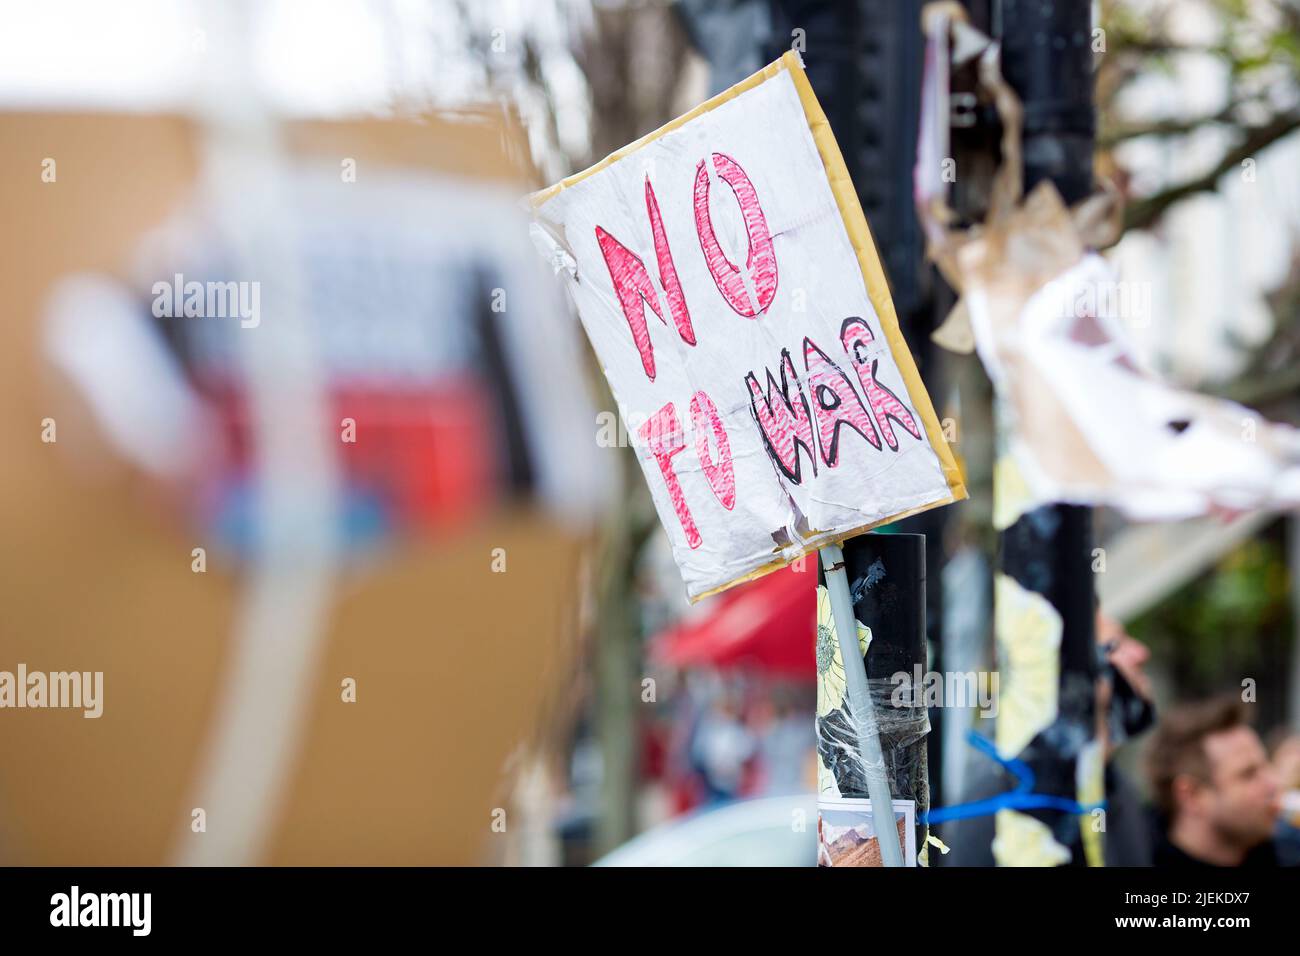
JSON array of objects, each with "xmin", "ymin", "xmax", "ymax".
[{"xmin": 652, "ymin": 565, "xmax": 816, "ymax": 678}]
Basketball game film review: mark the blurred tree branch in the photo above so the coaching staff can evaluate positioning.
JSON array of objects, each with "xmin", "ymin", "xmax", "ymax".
[
  {"xmin": 1097, "ymin": 0, "xmax": 1300, "ymax": 416},
  {"xmin": 1123, "ymin": 108, "xmax": 1300, "ymax": 230},
  {"xmin": 1100, "ymin": 0, "xmax": 1300, "ymax": 230},
  {"xmin": 1100, "ymin": 99, "xmax": 1256, "ymax": 147}
]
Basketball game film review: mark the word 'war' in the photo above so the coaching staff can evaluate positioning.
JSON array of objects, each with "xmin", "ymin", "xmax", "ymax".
[{"xmin": 640, "ymin": 314, "xmax": 923, "ymax": 550}]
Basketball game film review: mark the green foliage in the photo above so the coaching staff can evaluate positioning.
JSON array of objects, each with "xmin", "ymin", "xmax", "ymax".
[{"xmin": 1130, "ymin": 528, "xmax": 1293, "ymax": 710}]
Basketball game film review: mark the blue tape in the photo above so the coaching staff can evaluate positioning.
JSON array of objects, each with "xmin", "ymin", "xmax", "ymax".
[{"xmin": 922, "ymin": 731, "xmax": 1105, "ymax": 825}]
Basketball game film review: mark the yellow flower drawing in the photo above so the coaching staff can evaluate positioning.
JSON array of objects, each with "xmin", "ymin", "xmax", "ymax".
[{"xmin": 815, "ymin": 584, "xmax": 871, "ymax": 717}]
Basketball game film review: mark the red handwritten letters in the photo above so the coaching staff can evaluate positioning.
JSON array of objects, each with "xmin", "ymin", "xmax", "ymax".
[
  {"xmin": 595, "ymin": 155, "xmax": 922, "ymax": 549},
  {"xmin": 693, "ymin": 153, "xmax": 778, "ymax": 317}
]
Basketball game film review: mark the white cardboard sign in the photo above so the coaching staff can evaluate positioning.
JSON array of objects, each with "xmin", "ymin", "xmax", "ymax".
[{"xmin": 531, "ymin": 53, "xmax": 965, "ymax": 600}]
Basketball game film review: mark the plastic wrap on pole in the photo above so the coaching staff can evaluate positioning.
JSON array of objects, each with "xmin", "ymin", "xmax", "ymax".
[{"xmin": 816, "ymin": 533, "xmax": 931, "ymax": 866}]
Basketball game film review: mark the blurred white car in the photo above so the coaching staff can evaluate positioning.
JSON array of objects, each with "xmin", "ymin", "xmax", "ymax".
[{"xmin": 594, "ymin": 794, "xmax": 817, "ymax": 867}]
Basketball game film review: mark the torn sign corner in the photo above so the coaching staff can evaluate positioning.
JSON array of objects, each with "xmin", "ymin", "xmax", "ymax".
[
  {"xmin": 528, "ymin": 220, "xmax": 578, "ymax": 280},
  {"xmin": 931, "ymin": 299, "xmax": 975, "ymax": 354}
]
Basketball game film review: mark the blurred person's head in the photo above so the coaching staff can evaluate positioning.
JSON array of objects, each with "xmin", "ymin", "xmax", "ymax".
[{"xmin": 1147, "ymin": 696, "xmax": 1281, "ymax": 864}]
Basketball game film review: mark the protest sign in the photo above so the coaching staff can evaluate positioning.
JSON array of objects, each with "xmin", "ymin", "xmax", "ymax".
[{"xmin": 531, "ymin": 52, "xmax": 965, "ymax": 600}]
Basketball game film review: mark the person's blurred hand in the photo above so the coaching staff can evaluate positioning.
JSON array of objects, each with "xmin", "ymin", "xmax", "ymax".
[{"xmin": 1097, "ymin": 611, "xmax": 1152, "ymax": 700}]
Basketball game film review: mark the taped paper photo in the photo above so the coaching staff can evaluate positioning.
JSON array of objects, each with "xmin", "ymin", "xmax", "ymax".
[{"xmin": 818, "ymin": 798, "xmax": 918, "ymax": 867}]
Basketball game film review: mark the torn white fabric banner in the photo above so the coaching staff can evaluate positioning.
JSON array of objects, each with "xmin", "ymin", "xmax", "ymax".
[{"xmin": 969, "ymin": 249, "xmax": 1300, "ymax": 525}]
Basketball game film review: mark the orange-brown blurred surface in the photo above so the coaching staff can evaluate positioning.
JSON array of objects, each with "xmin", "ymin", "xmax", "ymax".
[{"xmin": 0, "ymin": 111, "xmax": 585, "ymax": 865}]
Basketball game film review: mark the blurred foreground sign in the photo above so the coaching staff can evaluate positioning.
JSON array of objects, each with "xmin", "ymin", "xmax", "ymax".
[{"xmin": 531, "ymin": 52, "xmax": 965, "ymax": 600}]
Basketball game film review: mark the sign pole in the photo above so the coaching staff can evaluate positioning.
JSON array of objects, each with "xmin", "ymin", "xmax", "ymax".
[{"xmin": 819, "ymin": 542, "xmax": 905, "ymax": 867}]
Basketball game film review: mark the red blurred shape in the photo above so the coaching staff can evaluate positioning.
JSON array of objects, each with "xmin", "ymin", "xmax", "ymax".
[
  {"xmin": 653, "ymin": 565, "xmax": 815, "ymax": 677},
  {"xmin": 203, "ymin": 374, "xmax": 499, "ymax": 533}
]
